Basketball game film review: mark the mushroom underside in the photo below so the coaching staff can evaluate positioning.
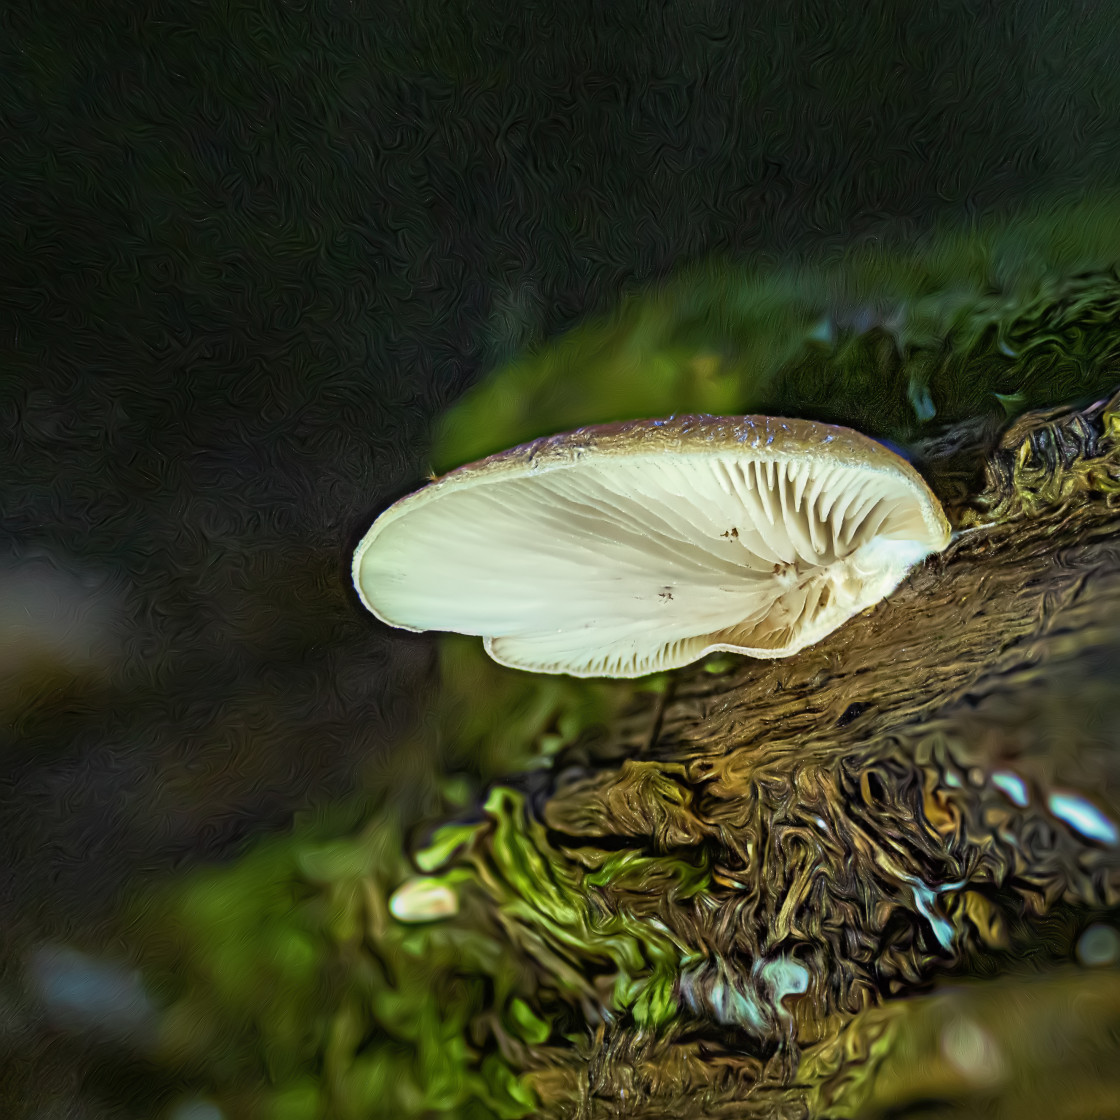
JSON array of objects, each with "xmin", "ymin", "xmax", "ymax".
[{"xmin": 357, "ymin": 452, "xmax": 941, "ymax": 677}]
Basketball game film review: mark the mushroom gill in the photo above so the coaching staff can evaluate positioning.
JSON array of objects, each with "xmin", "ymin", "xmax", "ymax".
[{"xmin": 352, "ymin": 415, "xmax": 951, "ymax": 678}]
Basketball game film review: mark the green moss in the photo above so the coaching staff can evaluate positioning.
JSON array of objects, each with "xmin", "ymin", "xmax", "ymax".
[
  {"xmin": 584, "ymin": 849, "xmax": 711, "ymax": 903},
  {"xmin": 141, "ymin": 783, "xmax": 713, "ymax": 1118},
  {"xmin": 434, "ymin": 192, "xmax": 1120, "ymax": 473},
  {"xmin": 433, "ymin": 632, "xmax": 623, "ymax": 778},
  {"xmin": 142, "ymin": 805, "xmax": 544, "ymax": 1120}
]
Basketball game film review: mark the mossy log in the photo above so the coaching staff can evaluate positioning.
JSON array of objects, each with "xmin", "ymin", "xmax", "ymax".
[
  {"xmin": 145, "ymin": 391, "xmax": 1120, "ymax": 1120},
  {"xmin": 430, "ymin": 389, "xmax": 1120, "ymax": 1118}
]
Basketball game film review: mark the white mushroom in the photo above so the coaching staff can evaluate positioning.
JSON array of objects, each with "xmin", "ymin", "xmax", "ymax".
[
  {"xmin": 352, "ymin": 415, "xmax": 951, "ymax": 678},
  {"xmin": 388, "ymin": 877, "xmax": 460, "ymax": 923}
]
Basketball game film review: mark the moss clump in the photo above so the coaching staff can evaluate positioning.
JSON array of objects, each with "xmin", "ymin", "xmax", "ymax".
[
  {"xmin": 144, "ymin": 805, "xmax": 539, "ymax": 1120},
  {"xmin": 434, "ymin": 194, "xmax": 1120, "ymax": 472},
  {"xmin": 141, "ymin": 785, "xmax": 715, "ymax": 1119}
]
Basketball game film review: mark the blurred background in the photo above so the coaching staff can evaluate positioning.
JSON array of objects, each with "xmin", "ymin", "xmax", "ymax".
[{"xmin": 5, "ymin": 0, "xmax": 1120, "ymax": 1116}]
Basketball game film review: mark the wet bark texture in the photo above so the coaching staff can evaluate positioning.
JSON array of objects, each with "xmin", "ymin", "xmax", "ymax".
[{"xmin": 509, "ymin": 390, "xmax": 1120, "ymax": 1117}]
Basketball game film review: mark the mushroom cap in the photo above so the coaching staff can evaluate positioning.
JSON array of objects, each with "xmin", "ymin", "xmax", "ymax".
[{"xmin": 353, "ymin": 415, "xmax": 951, "ymax": 678}]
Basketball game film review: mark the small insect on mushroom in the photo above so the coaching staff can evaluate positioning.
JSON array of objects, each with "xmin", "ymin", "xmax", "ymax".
[{"xmin": 352, "ymin": 415, "xmax": 951, "ymax": 678}]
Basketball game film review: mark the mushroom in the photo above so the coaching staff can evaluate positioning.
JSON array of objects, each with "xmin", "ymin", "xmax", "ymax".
[
  {"xmin": 352, "ymin": 415, "xmax": 951, "ymax": 678},
  {"xmin": 388, "ymin": 877, "xmax": 460, "ymax": 923}
]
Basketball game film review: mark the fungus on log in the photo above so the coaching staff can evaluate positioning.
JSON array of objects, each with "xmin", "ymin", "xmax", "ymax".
[
  {"xmin": 352, "ymin": 416, "xmax": 950, "ymax": 677},
  {"xmin": 373, "ymin": 391, "xmax": 1120, "ymax": 1118},
  {"xmin": 137, "ymin": 392, "xmax": 1120, "ymax": 1120}
]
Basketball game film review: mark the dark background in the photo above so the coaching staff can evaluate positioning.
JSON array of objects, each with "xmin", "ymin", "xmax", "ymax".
[{"xmin": 4, "ymin": 0, "xmax": 1120, "ymax": 1114}]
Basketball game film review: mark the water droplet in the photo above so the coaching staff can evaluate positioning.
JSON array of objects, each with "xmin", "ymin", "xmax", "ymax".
[
  {"xmin": 991, "ymin": 771, "xmax": 1029, "ymax": 808},
  {"xmin": 758, "ymin": 956, "xmax": 809, "ymax": 1003},
  {"xmin": 1077, "ymin": 924, "xmax": 1120, "ymax": 967},
  {"xmin": 908, "ymin": 379, "xmax": 937, "ymax": 423},
  {"xmin": 941, "ymin": 1016, "xmax": 1004, "ymax": 1086},
  {"xmin": 1047, "ymin": 792, "xmax": 1119, "ymax": 846},
  {"xmin": 806, "ymin": 317, "xmax": 836, "ymax": 347},
  {"xmin": 909, "ymin": 881, "xmax": 955, "ymax": 951}
]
